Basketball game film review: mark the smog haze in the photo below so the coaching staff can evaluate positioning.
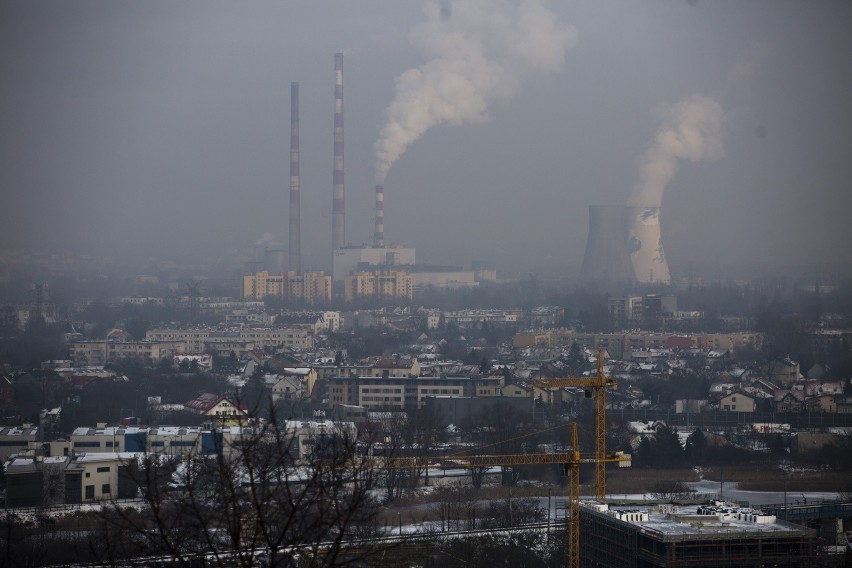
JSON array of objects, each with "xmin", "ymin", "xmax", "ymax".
[{"xmin": 2, "ymin": 1, "xmax": 851, "ymax": 279}]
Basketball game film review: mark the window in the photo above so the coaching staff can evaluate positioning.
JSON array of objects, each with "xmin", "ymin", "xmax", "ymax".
[
  {"xmin": 74, "ymin": 441, "xmax": 100, "ymax": 448},
  {"xmin": 85, "ymin": 472, "xmax": 91, "ymax": 478},
  {"xmin": 102, "ymin": 484, "xmax": 111, "ymax": 495},
  {"xmin": 85, "ymin": 485, "xmax": 94, "ymax": 499},
  {"xmin": 151, "ymin": 441, "xmax": 165, "ymax": 447},
  {"xmin": 97, "ymin": 466, "xmax": 110, "ymax": 473}
]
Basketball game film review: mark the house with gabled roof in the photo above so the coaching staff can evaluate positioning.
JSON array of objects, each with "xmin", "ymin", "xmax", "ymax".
[
  {"xmin": 718, "ymin": 390, "xmax": 757, "ymax": 412},
  {"xmin": 775, "ymin": 389, "xmax": 807, "ymax": 413},
  {"xmin": 184, "ymin": 392, "xmax": 247, "ymax": 421}
]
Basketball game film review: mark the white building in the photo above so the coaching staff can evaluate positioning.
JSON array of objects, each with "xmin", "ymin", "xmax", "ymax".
[{"xmin": 332, "ymin": 245, "xmax": 416, "ymax": 281}]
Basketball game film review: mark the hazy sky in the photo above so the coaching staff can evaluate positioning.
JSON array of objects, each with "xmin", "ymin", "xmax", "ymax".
[{"xmin": 2, "ymin": 1, "xmax": 851, "ymax": 279}]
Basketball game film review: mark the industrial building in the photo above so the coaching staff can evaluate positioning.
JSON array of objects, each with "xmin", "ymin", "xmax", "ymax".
[
  {"xmin": 580, "ymin": 501, "xmax": 816, "ymax": 567},
  {"xmin": 628, "ymin": 206, "xmax": 672, "ymax": 285},
  {"xmin": 0, "ymin": 424, "xmax": 40, "ymax": 462},
  {"xmin": 581, "ymin": 205, "xmax": 636, "ymax": 285},
  {"xmin": 580, "ymin": 205, "xmax": 673, "ymax": 286},
  {"xmin": 332, "ymin": 245, "xmax": 416, "ymax": 282}
]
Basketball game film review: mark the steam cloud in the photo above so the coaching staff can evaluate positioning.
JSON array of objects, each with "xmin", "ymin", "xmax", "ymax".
[
  {"xmin": 374, "ymin": 0, "xmax": 577, "ymax": 183},
  {"xmin": 629, "ymin": 94, "xmax": 724, "ymax": 207},
  {"xmin": 254, "ymin": 232, "xmax": 277, "ymax": 247}
]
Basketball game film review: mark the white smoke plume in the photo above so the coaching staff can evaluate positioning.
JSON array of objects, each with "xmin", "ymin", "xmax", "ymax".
[
  {"xmin": 254, "ymin": 232, "xmax": 277, "ymax": 247},
  {"xmin": 374, "ymin": 0, "xmax": 577, "ymax": 183},
  {"xmin": 629, "ymin": 94, "xmax": 724, "ymax": 207}
]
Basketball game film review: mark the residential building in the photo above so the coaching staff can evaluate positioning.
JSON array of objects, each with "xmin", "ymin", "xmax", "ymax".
[
  {"xmin": 719, "ymin": 391, "xmax": 757, "ymax": 412},
  {"xmin": 271, "ymin": 368, "xmax": 317, "ymax": 402},
  {"xmin": 146, "ymin": 326, "xmax": 314, "ymax": 355},
  {"xmin": 277, "ymin": 311, "xmax": 342, "ymax": 333},
  {"xmin": 608, "ymin": 296, "xmax": 643, "ymax": 328},
  {"xmin": 768, "ymin": 358, "xmax": 800, "ymax": 387},
  {"xmin": 369, "ymin": 357, "xmax": 420, "ymax": 378},
  {"xmin": 343, "ymin": 270, "xmax": 413, "ymax": 303},
  {"xmin": 69, "ymin": 340, "xmax": 185, "ymax": 366},
  {"xmin": 242, "ymin": 271, "xmax": 332, "ymax": 305},
  {"xmin": 326, "ymin": 375, "xmax": 505, "ymax": 410},
  {"xmin": 512, "ymin": 330, "xmax": 764, "ymax": 360},
  {"xmin": 183, "ymin": 393, "xmax": 247, "ymax": 423}
]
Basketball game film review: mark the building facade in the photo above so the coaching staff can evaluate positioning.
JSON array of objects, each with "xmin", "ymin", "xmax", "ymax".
[
  {"xmin": 343, "ymin": 270, "xmax": 413, "ymax": 303},
  {"xmin": 580, "ymin": 501, "xmax": 816, "ymax": 567},
  {"xmin": 326, "ymin": 375, "xmax": 504, "ymax": 410},
  {"xmin": 242, "ymin": 271, "xmax": 332, "ymax": 305}
]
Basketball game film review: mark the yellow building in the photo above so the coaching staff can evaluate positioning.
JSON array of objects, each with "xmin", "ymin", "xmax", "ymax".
[
  {"xmin": 242, "ymin": 271, "xmax": 332, "ymax": 306},
  {"xmin": 69, "ymin": 340, "xmax": 185, "ymax": 366},
  {"xmin": 343, "ymin": 270, "xmax": 413, "ymax": 303}
]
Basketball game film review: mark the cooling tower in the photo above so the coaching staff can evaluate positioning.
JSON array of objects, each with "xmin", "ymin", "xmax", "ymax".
[
  {"xmin": 289, "ymin": 82, "xmax": 301, "ymax": 274},
  {"xmin": 627, "ymin": 206, "xmax": 672, "ymax": 284},
  {"xmin": 332, "ymin": 53, "xmax": 345, "ymax": 251},
  {"xmin": 374, "ymin": 185, "xmax": 384, "ymax": 247},
  {"xmin": 580, "ymin": 205, "xmax": 636, "ymax": 285}
]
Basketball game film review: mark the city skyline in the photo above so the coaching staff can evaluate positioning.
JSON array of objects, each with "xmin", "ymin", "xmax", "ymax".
[{"xmin": 2, "ymin": 1, "xmax": 851, "ymax": 280}]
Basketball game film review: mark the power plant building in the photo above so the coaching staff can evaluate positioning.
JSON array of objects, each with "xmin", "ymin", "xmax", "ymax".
[
  {"xmin": 332, "ymin": 246, "xmax": 416, "ymax": 282},
  {"xmin": 628, "ymin": 206, "xmax": 672, "ymax": 285},
  {"xmin": 580, "ymin": 205, "xmax": 673, "ymax": 286},
  {"xmin": 580, "ymin": 205, "xmax": 636, "ymax": 286}
]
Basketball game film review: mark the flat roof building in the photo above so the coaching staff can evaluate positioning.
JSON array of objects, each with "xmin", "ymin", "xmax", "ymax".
[{"xmin": 580, "ymin": 500, "xmax": 816, "ymax": 567}]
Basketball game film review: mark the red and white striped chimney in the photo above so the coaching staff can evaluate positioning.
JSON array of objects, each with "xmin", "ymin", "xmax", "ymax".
[
  {"xmin": 289, "ymin": 81, "xmax": 301, "ymax": 275},
  {"xmin": 374, "ymin": 185, "xmax": 384, "ymax": 247},
  {"xmin": 332, "ymin": 53, "xmax": 345, "ymax": 252}
]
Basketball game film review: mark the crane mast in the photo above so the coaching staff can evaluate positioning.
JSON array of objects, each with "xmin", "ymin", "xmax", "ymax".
[
  {"xmin": 382, "ymin": 421, "xmax": 630, "ymax": 568},
  {"xmin": 377, "ymin": 350, "xmax": 624, "ymax": 568},
  {"xmin": 532, "ymin": 349, "xmax": 616, "ymax": 500}
]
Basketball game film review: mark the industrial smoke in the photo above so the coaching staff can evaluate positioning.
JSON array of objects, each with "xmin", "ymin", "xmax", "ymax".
[
  {"xmin": 373, "ymin": 0, "xmax": 577, "ymax": 184},
  {"xmin": 629, "ymin": 94, "xmax": 724, "ymax": 207},
  {"xmin": 626, "ymin": 94, "xmax": 723, "ymax": 284}
]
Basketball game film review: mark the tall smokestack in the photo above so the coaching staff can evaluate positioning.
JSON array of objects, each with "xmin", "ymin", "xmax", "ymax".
[
  {"xmin": 374, "ymin": 185, "xmax": 384, "ymax": 247},
  {"xmin": 289, "ymin": 82, "xmax": 301, "ymax": 274},
  {"xmin": 627, "ymin": 206, "xmax": 672, "ymax": 284},
  {"xmin": 580, "ymin": 205, "xmax": 635, "ymax": 285},
  {"xmin": 332, "ymin": 52, "xmax": 345, "ymax": 251}
]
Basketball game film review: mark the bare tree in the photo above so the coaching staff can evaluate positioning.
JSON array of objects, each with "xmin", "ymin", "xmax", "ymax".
[
  {"xmin": 649, "ymin": 479, "xmax": 697, "ymax": 502},
  {"xmin": 95, "ymin": 407, "xmax": 386, "ymax": 567}
]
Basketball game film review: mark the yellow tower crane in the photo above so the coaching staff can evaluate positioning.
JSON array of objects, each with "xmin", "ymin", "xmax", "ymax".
[
  {"xmin": 384, "ymin": 422, "xmax": 630, "ymax": 568},
  {"xmin": 532, "ymin": 349, "xmax": 617, "ymax": 500}
]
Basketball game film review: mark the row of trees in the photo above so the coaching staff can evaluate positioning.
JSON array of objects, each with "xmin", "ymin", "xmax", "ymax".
[{"xmin": 633, "ymin": 427, "xmax": 751, "ymax": 469}]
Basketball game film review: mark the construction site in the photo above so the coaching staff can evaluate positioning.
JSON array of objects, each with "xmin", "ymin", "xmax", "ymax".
[
  {"xmin": 368, "ymin": 350, "xmax": 836, "ymax": 567},
  {"xmin": 579, "ymin": 501, "xmax": 817, "ymax": 567}
]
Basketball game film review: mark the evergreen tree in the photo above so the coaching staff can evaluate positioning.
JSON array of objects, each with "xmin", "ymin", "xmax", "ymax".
[{"xmin": 685, "ymin": 429, "xmax": 707, "ymax": 464}]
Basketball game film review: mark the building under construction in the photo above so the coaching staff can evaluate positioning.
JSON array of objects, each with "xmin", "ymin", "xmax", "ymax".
[{"xmin": 580, "ymin": 501, "xmax": 817, "ymax": 567}]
